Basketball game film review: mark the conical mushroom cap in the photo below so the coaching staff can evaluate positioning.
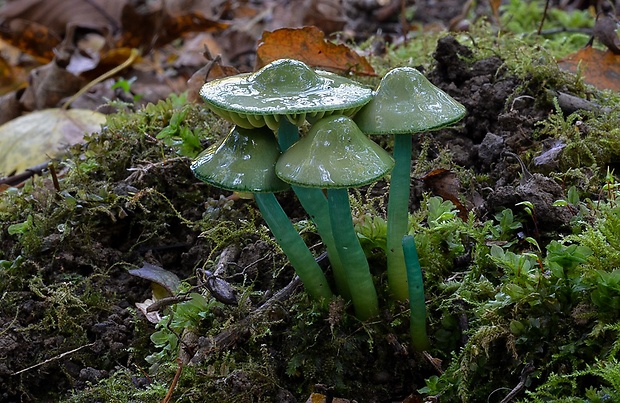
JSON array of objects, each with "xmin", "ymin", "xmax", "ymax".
[
  {"xmin": 200, "ymin": 59, "xmax": 373, "ymax": 131},
  {"xmin": 276, "ymin": 115, "xmax": 394, "ymax": 188},
  {"xmin": 354, "ymin": 67, "xmax": 466, "ymax": 135},
  {"xmin": 191, "ymin": 126, "xmax": 289, "ymax": 193}
]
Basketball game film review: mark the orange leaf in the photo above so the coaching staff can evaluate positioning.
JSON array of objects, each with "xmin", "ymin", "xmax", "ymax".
[
  {"xmin": 0, "ymin": 19, "xmax": 59, "ymax": 62},
  {"xmin": 256, "ymin": 26, "xmax": 375, "ymax": 76},
  {"xmin": 558, "ymin": 46, "xmax": 620, "ymax": 91},
  {"xmin": 489, "ymin": 0, "xmax": 502, "ymax": 21}
]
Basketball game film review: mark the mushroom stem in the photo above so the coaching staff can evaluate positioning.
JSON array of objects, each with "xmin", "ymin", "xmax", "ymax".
[
  {"xmin": 327, "ymin": 188, "xmax": 379, "ymax": 320},
  {"xmin": 278, "ymin": 119, "xmax": 351, "ymax": 299},
  {"xmin": 254, "ymin": 193, "xmax": 333, "ymax": 302},
  {"xmin": 386, "ymin": 135, "xmax": 413, "ymax": 301},
  {"xmin": 402, "ymin": 234, "xmax": 430, "ymax": 351}
]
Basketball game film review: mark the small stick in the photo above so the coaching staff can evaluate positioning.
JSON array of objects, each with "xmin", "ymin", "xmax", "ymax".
[
  {"xmin": 48, "ymin": 163, "xmax": 61, "ymax": 192},
  {"xmin": 500, "ymin": 362, "xmax": 535, "ymax": 403},
  {"xmin": 537, "ymin": 0, "xmax": 550, "ymax": 35},
  {"xmin": 162, "ymin": 358, "xmax": 184, "ymax": 403},
  {"xmin": 12, "ymin": 342, "xmax": 95, "ymax": 376}
]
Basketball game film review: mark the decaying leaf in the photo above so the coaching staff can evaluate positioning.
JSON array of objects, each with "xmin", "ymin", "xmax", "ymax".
[
  {"xmin": 420, "ymin": 168, "xmax": 468, "ymax": 220},
  {"xmin": 187, "ymin": 54, "xmax": 240, "ymax": 103},
  {"xmin": 558, "ymin": 46, "xmax": 620, "ymax": 91},
  {"xmin": 0, "ymin": 0, "xmax": 229, "ymax": 61},
  {"xmin": 19, "ymin": 57, "xmax": 85, "ymax": 110},
  {"xmin": 0, "ymin": 90, "xmax": 25, "ymax": 125},
  {"xmin": 117, "ymin": 4, "xmax": 229, "ymax": 51},
  {"xmin": 593, "ymin": 12, "xmax": 620, "ymax": 54},
  {"xmin": 128, "ymin": 262, "xmax": 182, "ymax": 299},
  {"xmin": 0, "ymin": 108, "xmax": 105, "ymax": 175},
  {"xmin": 0, "ymin": 18, "xmax": 60, "ymax": 62},
  {"xmin": 256, "ymin": 26, "xmax": 375, "ymax": 76}
]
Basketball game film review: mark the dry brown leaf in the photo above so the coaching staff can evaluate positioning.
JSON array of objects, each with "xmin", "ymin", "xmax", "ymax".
[
  {"xmin": 19, "ymin": 57, "xmax": 84, "ymax": 111},
  {"xmin": 0, "ymin": 90, "xmax": 25, "ymax": 125},
  {"xmin": 256, "ymin": 26, "xmax": 375, "ymax": 76},
  {"xmin": 0, "ymin": 0, "xmax": 229, "ymax": 59},
  {"xmin": 420, "ymin": 168, "xmax": 468, "ymax": 221},
  {"xmin": 116, "ymin": 3, "xmax": 229, "ymax": 51},
  {"xmin": 593, "ymin": 12, "xmax": 620, "ymax": 54},
  {"xmin": 187, "ymin": 55, "xmax": 240, "ymax": 103},
  {"xmin": 558, "ymin": 46, "xmax": 620, "ymax": 91},
  {"xmin": 489, "ymin": 0, "xmax": 502, "ymax": 22}
]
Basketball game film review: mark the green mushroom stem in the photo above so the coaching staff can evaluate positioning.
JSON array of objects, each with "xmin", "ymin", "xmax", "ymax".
[
  {"xmin": 402, "ymin": 234, "xmax": 431, "ymax": 351},
  {"xmin": 328, "ymin": 189, "xmax": 379, "ymax": 320},
  {"xmin": 386, "ymin": 135, "xmax": 414, "ymax": 301},
  {"xmin": 277, "ymin": 119, "xmax": 351, "ymax": 299},
  {"xmin": 276, "ymin": 116, "xmax": 393, "ymax": 320},
  {"xmin": 254, "ymin": 193, "xmax": 333, "ymax": 302},
  {"xmin": 354, "ymin": 67, "xmax": 466, "ymax": 302},
  {"xmin": 190, "ymin": 126, "xmax": 333, "ymax": 302}
]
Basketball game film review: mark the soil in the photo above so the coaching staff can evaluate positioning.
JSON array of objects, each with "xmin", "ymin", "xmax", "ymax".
[{"xmin": 0, "ymin": 6, "xmax": 603, "ymax": 403}]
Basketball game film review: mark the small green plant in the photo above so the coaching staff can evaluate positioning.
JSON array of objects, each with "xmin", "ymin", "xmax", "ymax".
[
  {"xmin": 111, "ymin": 76, "xmax": 144, "ymax": 103},
  {"xmin": 157, "ymin": 105, "xmax": 205, "ymax": 158},
  {"xmin": 146, "ymin": 292, "xmax": 218, "ymax": 369}
]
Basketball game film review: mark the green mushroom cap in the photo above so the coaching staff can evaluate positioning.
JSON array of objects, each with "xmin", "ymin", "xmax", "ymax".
[
  {"xmin": 276, "ymin": 115, "xmax": 394, "ymax": 188},
  {"xmin": 191, "ymin": 126, "xmax": 290, "ymax": 193},
  {"xmin": 200, "ymin": 59, "xmax": 373, "ymax": 131},
  {"xmin": 354, "ymin": 67, "xmax": 466, "ymax": 135}
]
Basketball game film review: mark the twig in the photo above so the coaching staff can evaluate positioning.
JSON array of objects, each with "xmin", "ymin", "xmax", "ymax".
[
  {"xmin": 0, "ymin": 161, "xmax": 50, "ymax": 187},
  {"xmin": 162, "ymin": 358, "xmax": 184, "ymax": 403},
  {"xmin": 48, "ymin": 163, "xmax": 61, "ymax": 192},
  {"xmin": 12, "ymin": 342, "xmax": 95, "ymax": 376},
  {"xmin": 537, "ymin": 0, "xmax": 550, "ymax": 35},
  {"xmin": 500, "ymin": 362, "xmax": 535, "ymax": 403},
  {"xmin": 190, "ymin": 275, "xmax": 302, "ymax": 364}
]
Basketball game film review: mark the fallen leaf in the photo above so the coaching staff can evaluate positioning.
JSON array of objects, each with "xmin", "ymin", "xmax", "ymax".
[
  {"xmin": 558, "ymin": 46, "xmax": 620, "ymax": 91},
  {"xmin": 256, "ymin": 26, "xmax": 375, "ymax": 76},
  {"xmin": 128, "ymin": 262, "xmax": 182, "ymax": 299},
  {"xmin": 420, "ymin": 168, "xmax": 468, "ymax": 220},
  {"xmin": 0, "ymin": 18, "xmax": 60, "ymax": 62},
  {"xmin": 117, "ymin": 4, "xmax": 229, "ymax": 51},
  {"xmin": 0, "ymin": 89, "xmax": 25, "ymax": 125},
  {"xmin": 135, "ymin": 298, "xmax": 162, "ymax": 324},
  {"xmin": 187, "ymin": 54, "xmax": 240, "ymax": 103},
  {"xmin": 0, "ymin": 0, "xmax": 229, "ymax": 61},
  {"xmin": 593, "ymin": 12, "xmax": 620, "ymax": 54},
  {"xmin": 19, "ymin": 57, "xmax": 85, "ymax": 110},
  {"xmin": 0, "ymin": 108, "xmax": 105, "ymax": 175}
]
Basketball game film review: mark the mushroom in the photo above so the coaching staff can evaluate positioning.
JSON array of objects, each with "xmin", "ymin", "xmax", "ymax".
[
  {"xmin": 199, "ymin": 59, "xmax": 374, "ymax": 299},
  {"xmin": 199, "ymin": 58, "xmax": 373, "ymax": 131},
  {"xmin": 191, "ymin": 125, "xmax": 333, "ymax": 301},
  {"xmin": 276, "ymin": 115, "xmax": 395, "ymax": 320},
  {"xmin": 354, "ymin": 67, "xmax": 466, "ymax": 301}
]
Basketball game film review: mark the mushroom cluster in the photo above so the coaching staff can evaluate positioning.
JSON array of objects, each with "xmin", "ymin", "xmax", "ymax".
[{"xmin": 192, "ymin": 59, "xmax": 466, "ymax": 346}]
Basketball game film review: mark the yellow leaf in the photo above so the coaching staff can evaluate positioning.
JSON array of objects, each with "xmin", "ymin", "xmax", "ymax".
[{"xmin": 0, "ymin": 108, "xmax": 105, "ymax": 175}]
